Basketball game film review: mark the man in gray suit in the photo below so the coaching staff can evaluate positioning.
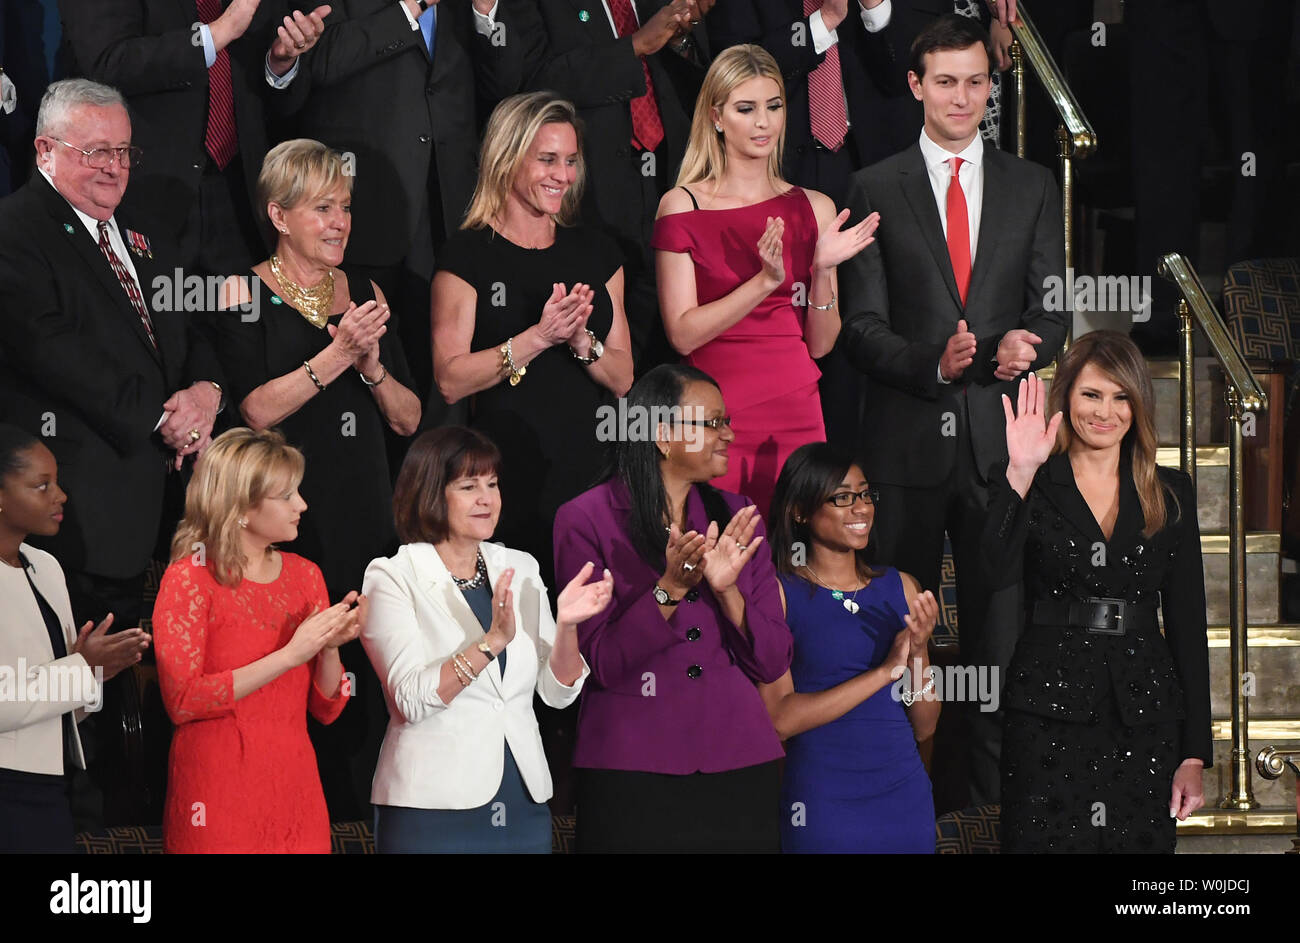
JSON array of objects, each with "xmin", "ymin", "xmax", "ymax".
[{"xmin": 838, "ymin": 13, "xmax": 1066, "ymax": 808}]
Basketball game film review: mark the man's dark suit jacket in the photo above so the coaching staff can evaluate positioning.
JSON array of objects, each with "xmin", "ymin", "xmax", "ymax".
[
  {"xmin": 292, "ymin": 0, "xmax": 542, "ymax": 268},
  {"xmin": 58, "ymin": 0, "xmax": 306, "ymax": 253},
  {"xmin": 982, "ymin": 452, "xmax": 1213, "ymax": 765},
  {"xmin": 708, "ymin": 0, "xmax": 946, "ymax": 182},
  {"xmin": 527, "ymin": 0, "xmax": 706, "ymax": 251},
  {"xmin": 838, "ymin": 141, "xmax": 1067, "ymax": 488},
  {"xmin": 0, "ymin": 174, "xmax": 222, "ymax": 579}
]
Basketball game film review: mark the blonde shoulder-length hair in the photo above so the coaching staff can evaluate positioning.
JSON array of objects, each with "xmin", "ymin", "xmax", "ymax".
[
  {"xmin": 1047, "ymin": 330, "xmax": 1175, "ymax": 536},
  {"xmin": 462, "ymin": 92, "xmax": 586, "ymax": 230},
  {"xmin": 170, "ymin": 428, "xmax": 306, "ymax": 587},
  {"xmin": 676, "ymin": 44, "xmax": 787, "ymax": 189}
]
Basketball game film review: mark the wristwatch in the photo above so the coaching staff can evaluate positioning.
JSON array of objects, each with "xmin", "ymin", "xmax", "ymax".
[
  {"xmin": 653, "ymin": 584, "xmax": 682, "ymax": 606},
  {"xmin": 570, "ymin": 329, "xmax": 605, "ymax": 365},
  {"xmin": 476, "ymin": 639, "xmax": 497, "ymax": 661}
]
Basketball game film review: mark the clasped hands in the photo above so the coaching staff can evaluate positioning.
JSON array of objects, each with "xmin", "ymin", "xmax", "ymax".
[
  {"xmin": 160, "ymin": 381, "xmax": 222, "ymax": 469},
  {"xmin": 939, "ymin": 318, "xmax": 1043, "ymax": 383},
  {"xmin": 633, "ymin": 0, "xmax": 714, "ymax": 58},
  {"xmin": 660, "ymin": 504, "xmax": 764, "ymax": 599}
]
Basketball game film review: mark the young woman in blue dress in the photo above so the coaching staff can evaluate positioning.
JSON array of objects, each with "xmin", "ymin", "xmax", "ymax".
[{"xmin": 762, "ymin": 442, "xmax": 941, "ymax": 853}]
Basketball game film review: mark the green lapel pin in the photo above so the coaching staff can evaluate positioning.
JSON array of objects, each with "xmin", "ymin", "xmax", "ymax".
[
  {"xmin": 63, "ymin": 223, "xmax": 75, "ymax": 234},
  {"xmin": 578, "ymin": 9, "xmax": 589, "ymax": 21},
  {"xmin": 271, "ymin": 295, "xmax": 283, "ymax": 305}
]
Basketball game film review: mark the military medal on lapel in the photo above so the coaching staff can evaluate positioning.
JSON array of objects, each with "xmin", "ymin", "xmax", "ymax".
[{"xmin": 124, "ymin": 228, "xmax": 153, "ymax": 260}]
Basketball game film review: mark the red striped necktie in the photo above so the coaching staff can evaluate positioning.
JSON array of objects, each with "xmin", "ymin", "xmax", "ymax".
[
  {"xmin": 98, "ymin": 222, "xmax": 158, "ymax": 350},
  {"xmin": 196, "ymin": 0, "xmax": 239, "ymax": 169},
  {"xmin": 803, "ymin": 0, "xmax": 848, "ymax": 151}
]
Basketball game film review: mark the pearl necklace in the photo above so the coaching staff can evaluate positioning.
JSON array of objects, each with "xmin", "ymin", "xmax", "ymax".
[
  {"xmin": 450, "ymin": 551, "xmax": 488, "ymax": 591},
  {"xmin": 802, "ymin": 564, "xmax": 866, "ymax": 614}
]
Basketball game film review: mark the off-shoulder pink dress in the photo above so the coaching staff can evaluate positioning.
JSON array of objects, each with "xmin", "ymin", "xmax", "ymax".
[{"xmin": 652, "ymin": 187, "xmax": 826, "ymax": 515}]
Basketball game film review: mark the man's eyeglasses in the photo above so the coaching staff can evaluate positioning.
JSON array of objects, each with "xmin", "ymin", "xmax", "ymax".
[
  {"xmin": 825, "ymin": 488, "xmax": 880, "ymax": 508},
  {"xmin": 674, "ymin": 416, "xmax": 732, "ymax": 430},
  {"xmin": 51, "ymin": 138, "xmax": 142, "ymax": 169}
]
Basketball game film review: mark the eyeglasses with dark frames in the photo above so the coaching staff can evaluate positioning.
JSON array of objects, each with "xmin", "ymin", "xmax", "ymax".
[
  {"xmin": 825, "ymin": 488, "xmax": 880, "ymax": 508},
  {"xmin": 673, "ymin": 416, "xmax": 732, "ymax": 430},
  {"xmin": 50, "ymin": 138, "xmax": 143, "ymax": 169}
]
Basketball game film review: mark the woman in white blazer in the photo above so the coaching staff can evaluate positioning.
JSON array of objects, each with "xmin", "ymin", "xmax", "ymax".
[
  {"xmin": 362, "ymin": 427, "xmax": 611, "ymax": 853},
  {"xmin": 0, "ymin": 425, "xmax": 150, "ymax": 851}
]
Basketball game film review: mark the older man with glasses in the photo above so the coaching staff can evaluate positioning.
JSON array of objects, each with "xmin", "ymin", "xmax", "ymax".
[{"xmin": 0, "ymin": 78, "xmax": 226, "ymax": 829}]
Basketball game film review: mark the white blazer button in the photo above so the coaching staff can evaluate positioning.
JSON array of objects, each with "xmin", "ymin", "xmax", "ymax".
[{"xmin": 494, "ymin": 700, "xmax": 505, "ymax": 711}]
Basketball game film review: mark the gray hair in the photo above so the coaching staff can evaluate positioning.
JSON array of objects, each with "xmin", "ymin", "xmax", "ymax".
[{"xmin": 36, "ymin": 79, "xmax": 128, "ymax": 138}]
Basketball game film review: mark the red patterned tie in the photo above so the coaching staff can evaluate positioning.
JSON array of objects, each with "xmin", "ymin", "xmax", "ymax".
[
  {"xmin": 98, "ymin": 222, "xmax": 158, "ymax": 350},
  {"xmin": 606, "ymin": 0, "xmax": 665, "ymax": 152},
  {"xmin": 946, "ymin": 157, "xmax": 971, "ymax": 304},
  {"xmin": 803, "ymin": 0, "xmax": 848, "ymax": 151},
  {"xmin": 196, "ymin": 0, "xmax": 238, "ymax": 169}
]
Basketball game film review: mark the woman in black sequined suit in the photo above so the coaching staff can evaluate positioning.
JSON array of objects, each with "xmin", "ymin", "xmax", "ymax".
[{"xmin": 983, "ymin": 332, "xmax": 1211, "ymax": 853}]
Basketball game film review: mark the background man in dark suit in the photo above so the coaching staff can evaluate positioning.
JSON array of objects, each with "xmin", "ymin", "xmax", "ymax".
[
  {"xmin": 0, "ymin": 79, "xmax": 225, "ymax": 823},
  {"xmin": 529, "ymin": 0, "xmax": 710, "ymax": 376},
  {"xmin": 838, "ymin": 14, "xmax": 1066, "ymax": 808},
  {"xmin": 292, "ymin": 0, "xmax": 543, "ymax": 405},
  {"xmin": 1, "ymin": 0, "xmax": 54, "ymax": 196},
  {"xmin": 58, "ymin": 0, "xmax": 327, "ymax": 276}
]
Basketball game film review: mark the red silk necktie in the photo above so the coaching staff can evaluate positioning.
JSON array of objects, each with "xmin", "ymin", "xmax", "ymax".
[
  {"xmin": 606, "ymin": 0, "xmax": 666, "ymax": 152},
  {"xmin": 196, "ymin": 0, "xmax": 239, "ymax": 169},
  {"xmin": 946, "ymin": 157, "xmax": 971, "ymax": 304},
  {"xmin": 803, "ymin": 0, "xmax": 848, "ymax": 151}
]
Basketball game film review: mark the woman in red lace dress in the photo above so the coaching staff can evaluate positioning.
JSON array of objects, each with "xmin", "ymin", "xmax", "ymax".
[
  {"xmin": 153, "ymin": 428, "xmax": 364, "ymax": 853},
  {"xmin": 653, "ymin": 45, "xmax": 879, "ymax": 516}
]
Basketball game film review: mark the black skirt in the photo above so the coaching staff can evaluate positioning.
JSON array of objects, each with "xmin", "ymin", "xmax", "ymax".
[
  {"xmin": 576, "ymin": 761, "xmax": 781, "ymax": 853},
  {"xmin": 1001, "ymin": 694, "xmax": 1180, "ymax": 853},
  {"xmin": 0, "ymin": 768, "xmax": 75, "ymax": 853}
]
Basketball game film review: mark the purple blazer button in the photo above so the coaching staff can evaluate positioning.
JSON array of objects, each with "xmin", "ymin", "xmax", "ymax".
[
  {"xmin": 686, "ymin": 627, "xmax": 701, "ymax": 641},
  {"xmin": 686, "ymin": 665, "xmax": 703, "ymax": 679}
]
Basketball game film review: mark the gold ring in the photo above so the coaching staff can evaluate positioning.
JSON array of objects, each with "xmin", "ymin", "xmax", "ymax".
[
  {"xmin": 295, "ymin": 41, "xmax": 307, "ymax": 49},
  {"xmin": 188, "ymin": 429, "xmax": 201, "ymax": 443}
]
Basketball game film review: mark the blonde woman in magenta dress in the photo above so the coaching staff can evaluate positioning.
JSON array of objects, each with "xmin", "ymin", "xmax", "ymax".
[{"xmin": 653, "ymin": 44, "xmax": 879, "ymax": 517}]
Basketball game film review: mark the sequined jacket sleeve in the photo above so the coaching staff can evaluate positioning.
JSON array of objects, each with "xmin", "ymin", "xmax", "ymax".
[
  {"xmin": 1157, "ymin": 468, "xmax": 1212, "ymax": 764},
  {"xmin": 154, "ymin": 559, "xmax": 235, "ymax": 724}
]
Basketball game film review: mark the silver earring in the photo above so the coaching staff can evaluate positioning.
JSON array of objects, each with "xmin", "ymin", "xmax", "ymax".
[
  {"xmin": 238, "ymin": 518, "xmax": 247, "ymax": 528},
  {"xmin": 715, "ymin": 124, "xmax": 722, "ymax": 132}
]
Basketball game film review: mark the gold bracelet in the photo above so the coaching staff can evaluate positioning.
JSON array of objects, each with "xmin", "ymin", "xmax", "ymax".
[
  {"xmin": 454, "ymin": 652, "xmax": 478, "ymax": 680},
  {"xmin": 358, "ymin": 364, "xmax": 387, "ymax": 387},
  {"xmin": 499, "ymin": 337, "xmax": 526, "ymax": 386},
  {"xmin": 450, "ymin": 658, "xmax": 471, "ymax": 686}
]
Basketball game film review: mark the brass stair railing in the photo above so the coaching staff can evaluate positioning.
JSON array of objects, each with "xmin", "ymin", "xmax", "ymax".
[
  {"xmin": 1160, "ymin": 252, "xmax": 1268, "ymax": 811},
  {"xmin": 1007, "ymin": 3, "xmax": 1097, "ymax": 349},
  {"xmin": 1255, "ymin": 748, "xmax": 1300, "ymax": 853}
]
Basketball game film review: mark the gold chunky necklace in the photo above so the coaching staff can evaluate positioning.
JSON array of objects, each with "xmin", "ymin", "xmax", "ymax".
[{"xmin": 270, "ymin": 254, "xmax": 335, "ymax": 328}]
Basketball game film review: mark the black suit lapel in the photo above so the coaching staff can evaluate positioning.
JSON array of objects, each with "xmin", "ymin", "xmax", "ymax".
[
  {"xmin": 966, "ymin": 148, "xmax": 1006, "ymax": 305},
  {"xmin": 565, "ymin": 0, "xmax": 618, "ymax": 38},
  {"xmin": 898, "ymin": 146, "xmax": 963, "ymax": 311},
  {"xmin": 1043, "ymin": 452, "xmax": 1107, "ymax": 545},
  {"xmin": 34, "ymin": 176, "xmax": 162, "ymax": 366}
]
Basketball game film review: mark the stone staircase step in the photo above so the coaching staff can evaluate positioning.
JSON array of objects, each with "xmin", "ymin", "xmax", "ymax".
[
  {"xmin": 1207, "ymin": 626, "xmax": 1300, "ymax": 717},
  {"xmin": 1199, "ymin": 533, "xmax": 1280, "ymax": 625}
]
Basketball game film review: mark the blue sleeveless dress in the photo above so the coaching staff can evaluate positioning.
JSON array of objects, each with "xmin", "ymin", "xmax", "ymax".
[{"xmin": 779, "ymin": 569, "xmax": 936, "ymax": 853}]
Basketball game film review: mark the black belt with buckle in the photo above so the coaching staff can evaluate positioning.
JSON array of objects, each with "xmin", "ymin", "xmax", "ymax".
[{"xmin": 1031, "ymin": 597, "xmax": 1129, "ymax": 636}]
